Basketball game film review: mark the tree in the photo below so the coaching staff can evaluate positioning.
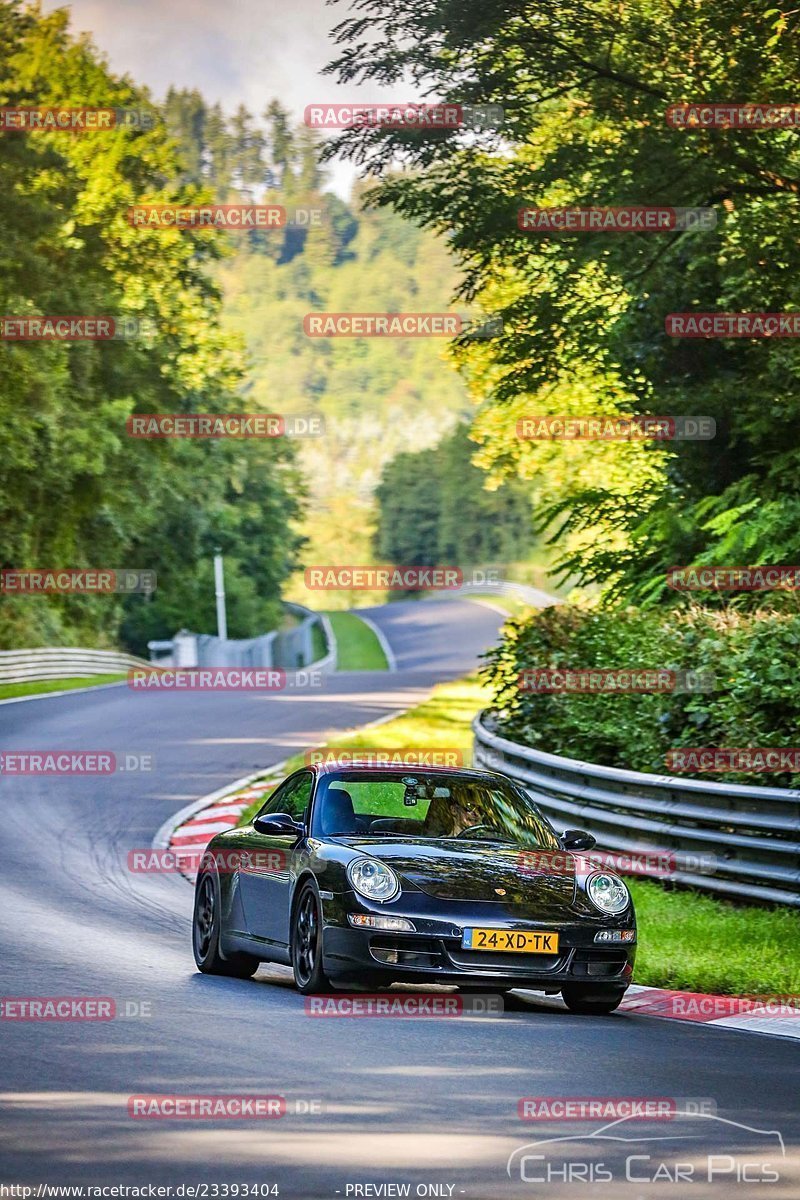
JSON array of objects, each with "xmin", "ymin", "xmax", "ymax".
[
  {"xmin": 375, "ymin": 425, "xmax": 536, "ymax": 569},
  {"xmin": 325, "ymin": 0, "xmax": 800, "ymax": 605},
  {"xmin": 0, "ymin": 1, "xmax": 304, "ymax": 650},
  {"xmin": 265, "ymin": 100, "xmax": 295, "ymax": 179}
]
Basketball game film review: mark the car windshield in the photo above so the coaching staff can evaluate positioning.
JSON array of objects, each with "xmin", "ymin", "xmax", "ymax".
[{"xmin": 314, "ymin": 772, "xmax": 560, "ymax": 849}]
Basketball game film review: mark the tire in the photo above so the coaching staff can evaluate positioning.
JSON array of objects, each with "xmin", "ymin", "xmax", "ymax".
[
  {"xmin": 291, "ymin": 882, "xmax": 332, "ymax": 994},
  {"xmin": 192, "ymin": 870, "xmax": 259, "ymax": 978},
  {"xmin": 561, "ymin": 985, "xmax": 625, "ymax": 1014}
]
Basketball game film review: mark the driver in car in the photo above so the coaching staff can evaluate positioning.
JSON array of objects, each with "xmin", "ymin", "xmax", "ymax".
[{"xmin": 423, "ymin": 789, "xmax": 486, "ymax": 838}]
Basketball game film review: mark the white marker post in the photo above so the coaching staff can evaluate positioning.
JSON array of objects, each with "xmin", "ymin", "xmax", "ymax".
[{"xmin": 213, "ymin": 549, "xmax": 228, "ymax": 641}]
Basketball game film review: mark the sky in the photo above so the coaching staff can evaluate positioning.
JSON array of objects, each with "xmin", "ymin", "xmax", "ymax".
[{"xmin": 40, "ymin": 0, "xmax": 408, "ymax": 196}]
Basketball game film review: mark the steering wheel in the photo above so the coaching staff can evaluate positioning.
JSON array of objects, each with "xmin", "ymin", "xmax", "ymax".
[{"xmin": 453, "ymin": 823, "xmax": 497, "ymax": 840}]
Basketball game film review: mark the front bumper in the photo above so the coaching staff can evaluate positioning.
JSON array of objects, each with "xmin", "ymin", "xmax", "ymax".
[{"xmin": 321, "ymin": 893, "xmax": 636, "ymax": 988}]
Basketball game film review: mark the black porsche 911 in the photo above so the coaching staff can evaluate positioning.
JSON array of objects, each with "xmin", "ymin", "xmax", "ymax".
[{"xmin": 192, "ymin": 763, "xmax": 636, "ymax": 1013}]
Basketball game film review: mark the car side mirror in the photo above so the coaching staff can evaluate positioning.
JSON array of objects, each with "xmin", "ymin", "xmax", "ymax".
[
  {"xmin": 561, "ymin": 828, "xmax": 596, "ymax": 851},
  {"xmin": 253, "ymin": 812, "xmax": 304, "ymax": 837}
]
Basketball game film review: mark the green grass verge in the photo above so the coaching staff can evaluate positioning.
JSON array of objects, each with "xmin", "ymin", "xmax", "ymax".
[
  {"xmin": 460, "ymin": 591, "xmax": 536, "ymax": 618},
  {"xmin": 0, "ymin": 674, "xmax": 126, "ymax": 701},
  {"xmin": 310, "ymin": 620, "xmax": 327, "ymax": 662},
  {"xmin": 326, "ymin": 611, "xmax": 388, "ymax": 670},
  {"xmin": 628, "ymin": 878, "xmax": 800, "ymax": 995},
  {"xmin": 231, "ymin": 672, "xmax": 799, "ymax": 995}
]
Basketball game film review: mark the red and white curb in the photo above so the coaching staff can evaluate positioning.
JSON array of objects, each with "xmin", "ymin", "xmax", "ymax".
[
  {"xmin": 154, "ymin": 775, "xmax": 799, "ymax": 1042},
  {"xmin": 152, "ymin": 763, "xmax": 287, "ymax": 881},
  {"xmin": 619, "ymin": 984, "xmax": 800, "ymax": 1040}
]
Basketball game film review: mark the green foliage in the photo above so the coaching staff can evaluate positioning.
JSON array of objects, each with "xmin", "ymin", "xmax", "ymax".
[
  {"xmin": 325, "ymin": 611, "xmax": 388, "ymax": 670},
  {"xmin": 325, "ymin": 0, "xmax": 800, "ymax": 604},
  {"xmin": 131, "ymin": 86, "xmax": 486, "ymax": 613},
  {"xmin": 0, "ymin": 3, "xmax": 303, "ymax": 652},
  {"xmin": 213, "ymin": 197, "xmax": 474, "ymax": 604},
  {"xmin": 0, "ymin": 674, "xmax": 125, "ymax": 700},
  {"xmin": 375, "ymin": 424, "xmax": 536, "ymax": 568},
  {"xmin": 481, "ymin": 602, "xmax": 800, "ymax": 785},
  {"xmin": 629, "ymin": 878, "xmax": 800, "ymax": 995}
]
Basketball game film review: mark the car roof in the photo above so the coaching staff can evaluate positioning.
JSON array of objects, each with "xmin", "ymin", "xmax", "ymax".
[{"xmin": 307, "ymin": 761, "xmax": 506, "ymax": 782}]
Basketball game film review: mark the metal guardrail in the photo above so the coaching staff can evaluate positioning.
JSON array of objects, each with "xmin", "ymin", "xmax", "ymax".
[
  {"xmin": 279, "ymin": 603, "xmax": 330, "ymax": 670},
  {"xmin": 147, "ymin": 605, "xmax": 335, "ymax": 673},
  {"xmin": 473, "ymin": 711, "xmax": 800, "ymax": 907},
  {"xmin": 0, "ymin": 646, "xmax": 151, "ymax": 683}
]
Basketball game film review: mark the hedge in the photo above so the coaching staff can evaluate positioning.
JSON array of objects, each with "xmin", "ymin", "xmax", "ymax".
[{"xmin": 480, "ymin": 604, "xmax": 800, "ymax": 786}]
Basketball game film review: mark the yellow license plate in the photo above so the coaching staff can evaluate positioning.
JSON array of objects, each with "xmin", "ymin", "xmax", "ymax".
[{"xmin": 462, "ymin": 927, "xmax": 559, "ymax": 953}]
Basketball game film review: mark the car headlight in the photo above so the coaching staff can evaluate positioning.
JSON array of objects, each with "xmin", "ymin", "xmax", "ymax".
[
  {"xmin": 347, "ymin": 858, "xmax": 400, "ymax": 903},
  {"xmin": 587, "ymin": 872, "xmax": 630, "ymax": 915}
]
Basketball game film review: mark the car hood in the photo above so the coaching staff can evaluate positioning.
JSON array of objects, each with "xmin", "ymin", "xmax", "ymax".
[{"xmin": 342, "ymin": 838, "xmax": 578, "ymax": 909}]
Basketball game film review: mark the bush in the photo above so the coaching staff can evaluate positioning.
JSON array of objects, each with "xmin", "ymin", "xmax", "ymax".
[{"xmin": 481, "ymin": 603, "xmax": 800, "ymax": 786}]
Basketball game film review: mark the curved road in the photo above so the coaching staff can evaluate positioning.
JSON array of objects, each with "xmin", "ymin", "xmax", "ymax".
[{"xmin": 1, "ymin": 598, "xmax": 798, "ymax": 1198}]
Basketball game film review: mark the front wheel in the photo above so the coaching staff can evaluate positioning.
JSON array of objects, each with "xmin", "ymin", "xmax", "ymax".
[
  {"xmin": 193, "ymin": 870, "xmax": 259, "ymax": 978},
  {"xmin": 561, "ymin": 985, "xmax": 625, "ymax": 1014},
  {"xmin": 291, "ymin": 883, "xmax": 332, "ymax": 994}
]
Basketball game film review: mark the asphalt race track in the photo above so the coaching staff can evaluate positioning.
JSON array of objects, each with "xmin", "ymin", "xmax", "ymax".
[{"xmin": 1, "ymin": 598, "xmax": 798, "ymax": 1199}]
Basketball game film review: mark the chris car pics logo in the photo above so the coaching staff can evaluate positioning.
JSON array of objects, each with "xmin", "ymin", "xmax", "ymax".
[{"xmin": 507, "ymin": 1112, "xmax": 786, "ymax": 1187}]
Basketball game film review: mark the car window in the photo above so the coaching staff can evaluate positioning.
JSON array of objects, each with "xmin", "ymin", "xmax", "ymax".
[
  {"xmin": 344, "ymin": 781, "xmax": 433, "ymax": 821},
  {"xmin": 259, "ymin": 773, "xmax": 313, "ymax": 823},
  {"xmin": 313, "ymin": 773, "xmax": 559, "ymax": 848}
]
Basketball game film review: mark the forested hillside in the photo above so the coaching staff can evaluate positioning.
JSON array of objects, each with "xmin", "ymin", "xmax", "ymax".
[
  {"xmin": 0, "ymin": 6, "xmax": 536, "ymax": 651},
  {"xmin": 164, "ymin": 90, "xmax": 536, "ymax": 605},
  {"xmin": 0, "ymin": 4, "xmax": 303, "ymax": 653}
]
